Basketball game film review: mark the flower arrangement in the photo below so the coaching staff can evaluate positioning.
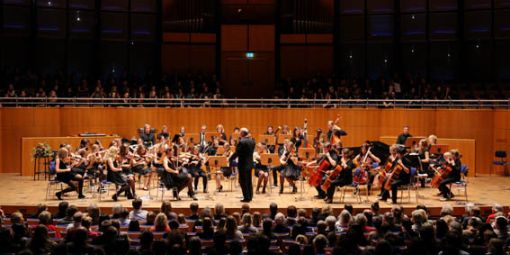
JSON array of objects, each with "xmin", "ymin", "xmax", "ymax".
[{"xmin": 32, "ymin": 143, "xmax": 52, "ymax": 158}]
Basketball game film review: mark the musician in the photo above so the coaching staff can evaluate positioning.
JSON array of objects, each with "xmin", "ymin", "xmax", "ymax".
[
  {"xmin": 378, "ymin": 146, "xmax": 410, "ymax": 204},
  {"xmin": 86, "ymin": 144, "xmax": 104, "ymax": 187},
  {"xmin": 373, "ymin": 144, "xmax": 398, "ymax": 189},
  {"xmin": 264, "ymin": 125, "xmax": 279, "ymax": 187},
  {"xmin": 55, "ymin": 148, "xmax": 85, "ymax": 200},
  {"xmin": 70, "ymin": 149, "xmax": 88, "ymax": 176},
  {"xmin": 307, "ymin": 143, "xmax": 339, "ymax": 199},
  {"xmin": 216, "ymin": 124, "xmax": 228, "ymax": 146},
  {"xmin": 279, "ymin": 141, "xmax": 299, "ymax": 194},
  {"xmin": 396, "ymin": 126, "xmax": 412, "ymax": 145},
  {"xmin": 120, "ymin": 144, "xmax": 136, "ymax": 199},
  {"xmin": 179, "ymin": 126, "xmax": 186, "ymax": 137},
  {"xmin": 157, "ymin": 125, "xmax": 170, "ymax": 140},
  {"xmin": 215, "ymin": 143, "xmax": 234, "ymax": 192},
  {"xmin": 416, "ymin": 139, "xmax": 431, "ymax": 187},
  {"xmin": 229, "ymin": 128, "xmax": 256, "ymax": 202},
  {"xmin": 291, "ymin": 127, "xmax": 304, "ymax": 150},
  {"xmin": 253, "ymin": 143, "xmax": 269, "ymax": 194},
  {"xmin": 230, "ymin": 127, "xmax": 240, "ymax": 146},
  {"xmin": 153, "ymin": 144, "xmax": 167, "ymax": 176},
  {"xmin": 105, "ymin": 147, "xmax": 132, "ymax": 201},
  {"xmin": 313, "ymin": 128, "xmax": 325, "ymax": 154},
  {"xmin": 162, "ymin": 147, "xmax": 197, "ymax": 201},
  {"xmin": 199, "ymin": 125, "xmax": 208, "ymax": 152},
  {"xmin": 188, "ymin": 146, "xmax": 208, "ymax": 193},
  {"xmin": 325, "ymin": 148, "xmax": 355, "ymax": 204},
  {"xmin": 353, "ymin": 143, "xmax": 381, "ymax": 195},
  {"xmin": 139, "ymin": 124, "xmax": 156, "ymax": 147},
  {"xmin": 437, "ymin": 150, "xmax": 462, "ymax": 201},
  {"xmin": 131, "ymin": 145, "xmax": 152, "ymax": 191}
]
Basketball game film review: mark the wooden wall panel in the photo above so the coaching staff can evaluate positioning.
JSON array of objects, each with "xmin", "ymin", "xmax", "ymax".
[
  {"xmin": 280, "ymin": 45, "xmax": 333, "ymax": 78},
  {"xmin": 161, "ymin": 44, "xmax": 215, "ymax": 74},
  {"xmin": 1, "ymin": 108, "xmax": 507, "ymax": 176},
  {"xmin": 161, "ymin": 44, "xmax": 190, "ymax": 73},
  {"xmin": 249, "ymin": 25, "xmax": 274, "ymax": 51},
  {"xmin": 221, "ymin": 25, "xmax": 248, "ymax": 51}
]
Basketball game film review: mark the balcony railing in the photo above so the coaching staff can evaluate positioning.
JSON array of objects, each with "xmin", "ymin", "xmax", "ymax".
[{"xmin": 1, "ymin": 97, "xmax": 509, "ymax": 109}]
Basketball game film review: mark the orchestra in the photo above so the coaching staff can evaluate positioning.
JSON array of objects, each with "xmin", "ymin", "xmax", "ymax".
[{"xmin": 48, "ymin": 120, "xmax": 465, "ymax": 205}]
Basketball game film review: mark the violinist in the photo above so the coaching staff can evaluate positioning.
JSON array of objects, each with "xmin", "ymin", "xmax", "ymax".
[
  {"xmin": 216, "ymin": 124, "xmax": 228, "ymax": 146},
  {"xmin": 253, "ymin": 143, "xmax": 269, "ymax": 194},
  {"xmin": 55, "ymin": 148, "xmax": 85, "ymax": 200},
  {"xmin": 215, "ymin": 143, "xmax": 234, "ymax": 192},
  {"xmin": 105, "ymin": 147, "xmax": 132, "ymax": 201},
  {"xmin": 132, "ymin": 145, "xmax": 152, "ymax": 190},
  {"xmin": 437, "ymin": 150, "xmax": 462, "ymax": 201},
  {"xmin": 291, "ymin": 127, "xmax": 304, "ymax": 150},
  {"xmin": 120, "ymin": 144, "xmax": 136, "ymax": 199},
  {"xmin": 70, "ymin": 149, "xmax": 88, "ymax": 176},
  {"xmin": 86, "ymin": 144, "xmax": 104, "ymax": 187},
  {"xmin": 324, "ymin": 148, "xmax": 355, "ymax": 204},
  {"xmin": 378, "ymin": 146, "xmax": 410, "ymax": 204},
  {"xmin": 279, "ymin": 141, "xmax": 299, "ymax": 194},
  {"xmin": 164, "ymin": 147, "xmax": 197, "ymax": 201},
  {"xmin": 353, "ymin": 143, "xmax": 381, "ymax": 194},
  {"xmin": 189, "ymin": 146, "xmax": 208, "ymax": 193}
]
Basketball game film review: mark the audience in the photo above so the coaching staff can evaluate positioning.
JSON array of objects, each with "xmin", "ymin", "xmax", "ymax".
[
  {"xmin": 4, "ymin": 72, "xmax": 508, "ymax": 108},
  {"xmin": 0, "ymin": 201, "xmax": 509, "ymax": 255}
]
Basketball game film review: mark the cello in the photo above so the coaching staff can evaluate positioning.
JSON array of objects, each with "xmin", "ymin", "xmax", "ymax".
[
  {"xmin": 307, "ymin": 145, "xmax": 332, "ymax": 186},
  {"xmin": 430, "ymin": 158, "xmax": 453, "ymax": 188},
  {"xmin": 321, "ymin": 162, "xmax": 344, "ymax": 192},
  {"xmin": 383, "ymin": 159, "xmax": 404, "ymax": 191}
]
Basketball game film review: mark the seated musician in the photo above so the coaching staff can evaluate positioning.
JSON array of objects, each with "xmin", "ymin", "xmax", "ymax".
[
  {"xmin": 437, "ymin": 150, "xmax": 462, "ymax": 201},
  {"xmin": 216, "ymin": 124, "xmax": 228, "ymax": 146},
  {"xmin": 279, "ymin": 141, "xmax": 299, "ymax": 194},
  {"xmin": 55, "ymin": 148, "xmax": 85, "ymax": 200},
  {"xmin": 120, "ymin": 143, "xmax": 136, "ymax": 199},
  {"xmin": 214, "ymin": 143, "xmax": 234, "ymax": 192},
  {"xmin": 189, "ymin": 146, "xmax": 208, "ymax": 193},
  {"xmin": 157, "ymin": 125, "xmax": 170, "ymax": 140},
  {"xmin": 325, "ymin": 148, "xmax": 355, "ymax": 204},
  {"xmin": 378, "ymin": 146, "xmax": 410, "ymax": 204},
  {"xmin": 131, "ymin": 145, "xmax": 152, "ymax": 191},
  {"xmin": 71, "ymin": 149, "xmax": 88, "ymax": 176},
  {"xmin": 86, "ymin": 144, "xmax": 104, "ymax": 188},
  {"xmin": 139, "ymin": 124, "xmax": 156, "ymax": 148},
  {"xmin": 253, "ymin": 143, "xmax": 269, "ymax": 194},
  {"xmin": 162, "ymin": 147, "xmax": 197, "ymax": 201},
  {"xmin": 416, "ymin": 139, "xmax": 432, "ymax": 187},
  {"xmin": 105, "ymin": 147, "xmax": 132, "ymax": 201},
  {"xmin": 308, "ymin": 143, "xmax": 339, "ymax": 199},
  {"xmin": 265, "ymin": 125, "xmax": 279, "ymax": 187},
  {"xmin": 353, "ymin": 143, "xmax": 381, "ymax": 195}
]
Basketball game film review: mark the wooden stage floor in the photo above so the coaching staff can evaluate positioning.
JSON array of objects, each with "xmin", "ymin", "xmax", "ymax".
[{"xmin": 0, "ymin": 174, "xmax": 508, "ymax": 215}]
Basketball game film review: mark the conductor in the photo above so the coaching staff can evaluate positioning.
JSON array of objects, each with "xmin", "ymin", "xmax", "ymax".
[{"xmin": 230, "ymin": 127, "xmax": 256, "ymax": 202}]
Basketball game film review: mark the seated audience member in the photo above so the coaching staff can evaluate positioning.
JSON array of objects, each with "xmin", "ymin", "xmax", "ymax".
[{"xmin": 129, "ymin": 198, "xmax": 148, "ymax": 222}]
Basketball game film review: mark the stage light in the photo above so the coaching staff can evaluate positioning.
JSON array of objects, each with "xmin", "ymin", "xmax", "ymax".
[
  {"xmin": 475, "ymin": 44, "xmax": 480, "ymax": 49},
  {"xmin": 384, "ymin": 58, "xmax": 388, "ymax": 64},
  {"xmin": 47, "ymin": 0, "xmax": 52, "ymax": 6},
  {"xmin": 76, "ymin": 11, "xmax": 81, "ymax": 22},
  {"xmin": 245, "ymin": 52, "xmax": 254, "ymax": 59},
  {"xmin": 412, "ymin": 14, "xmax": 415, "ymax": 20}
]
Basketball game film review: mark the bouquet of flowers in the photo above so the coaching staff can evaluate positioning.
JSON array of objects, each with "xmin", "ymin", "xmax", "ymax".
[{"xmin": 32, "ymin": 143, "xmax": 52, "ymax": 158}]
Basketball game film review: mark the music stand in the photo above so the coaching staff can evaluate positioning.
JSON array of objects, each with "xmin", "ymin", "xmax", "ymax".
[
  {"xmin": 258, "ymin": 135, "xmax": 276, "ymax": 146},
  {"xmin": 298, "ymin": 148, "xmax": 316, "ymax": 162},
  {"xmin": 405, "ymin": 137, "xmax": 425, "ymax": 149},
  {"xmin": 277, "ymin": 134, "xmax": 292, "ymax": 144},
  {"xmin": 207, "ymin": 156, "xmax": 229, "ymax": 192},
  {"xmin": 430, "ymin": 144, "xmax": 449, "ymax": 156},
  {"xmin": 216, "ymin": 146, "xmax": 225, "ymax": 155},
  {"xmin": 260, "ymin": 153, "xmax": 280, "ymax": 194}
]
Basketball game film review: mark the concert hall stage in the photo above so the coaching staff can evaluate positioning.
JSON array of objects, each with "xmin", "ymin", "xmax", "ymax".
[{"xmin": 1, "ymin": 173, "xmax": 508, "ymax": 217}]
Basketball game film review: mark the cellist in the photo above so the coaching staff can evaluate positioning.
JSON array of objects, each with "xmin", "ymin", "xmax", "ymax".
[
  {"xmin": 306, "ymin": 143, "xmax": 339, "ymax": 199},
  {"xmin": 437, "ymin": 150, "xmax": 462, "ymax": 201},
  {"xmin": 324, "ymin": 148, "xmax": 355, "ymax": 204},
  {"xmin": 353, "ymin": 143, "xmax": 381, "ymax": 195},
  {"xmin": 378, "ymin": 146, "xmax": 410, "ymax": 204}
]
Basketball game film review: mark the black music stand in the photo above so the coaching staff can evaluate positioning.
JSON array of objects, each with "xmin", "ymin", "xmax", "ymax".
[
  {"xmin": 261, "ymin": 153, "xmax": 280, "ymax": 194},
  {"xmin": 430, "ymin": 144, "xmax": 450, "ymax": 156}
]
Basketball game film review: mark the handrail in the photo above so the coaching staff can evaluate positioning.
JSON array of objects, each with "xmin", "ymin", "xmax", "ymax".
[{"xmin": 0, "ymin": 97, "xmax": 509, "ymax": 109}]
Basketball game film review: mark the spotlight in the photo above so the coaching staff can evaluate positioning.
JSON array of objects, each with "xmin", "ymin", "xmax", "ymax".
[
  {"xmin": 411, "ymin": 14, "xmax": 415, "ymax": 20},
  {"xmin": 47, "ymin": 1, "xmax": 52, "ymax": 6}
]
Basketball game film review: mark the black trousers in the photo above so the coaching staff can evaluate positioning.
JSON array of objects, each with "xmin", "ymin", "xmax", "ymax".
[
  {"xmin": 380, "ymin": 178, "xmax": 408, "ymax": 203},
  {"xmin": 438, "ymin": 177, "xmax": 457, "ymax": 198},
  {"xmin": 326, "ymin": 178, "xmax": 352, "ymax": 199},
  {"xmin": 239, "ymin": 166, "xmax": 253, "ymax": 201}
]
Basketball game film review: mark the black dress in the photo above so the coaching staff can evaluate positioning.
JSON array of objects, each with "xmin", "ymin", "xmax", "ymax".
[
  {"xmin": 56, "ymin": 160, "xmax": 74, "ymax": 183},
  {"xmin": 161, "ymin": 159, "xmax": 188, "ymax": 190},
  {"xmin": 107, "ymin": 160, "xmax": 127, "ymax": 185},
  {"xmin": 282, "ymin": 156, "xmax": 300, "ymax": 180}
]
